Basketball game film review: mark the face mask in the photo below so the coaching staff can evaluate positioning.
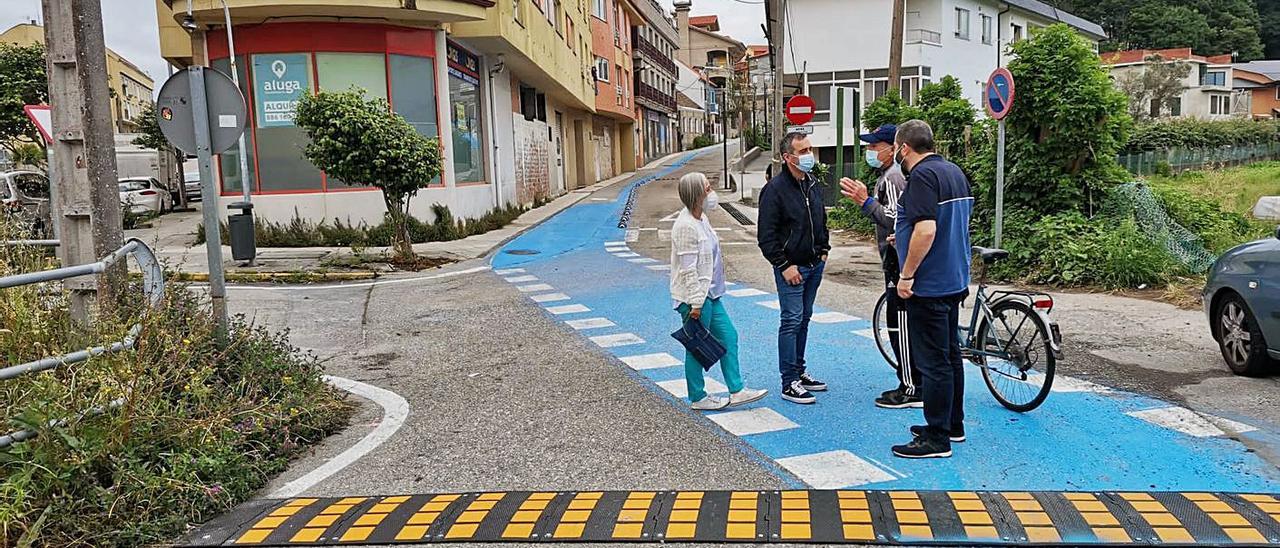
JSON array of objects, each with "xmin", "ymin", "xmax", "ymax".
[
  {"xmin": 703, "ymin": 190, "xmax": 719, "ymax": 211},
  {"xmin": 865, "ymin": 149, "xmax": 883, "ymax": 169},
  {"xmin": 796, "ymin": 153, "xmax": 816, "ymax": 173},
  {"xmin": 894, "ymin": 146, "xmax": 906, "ymax": 167}
]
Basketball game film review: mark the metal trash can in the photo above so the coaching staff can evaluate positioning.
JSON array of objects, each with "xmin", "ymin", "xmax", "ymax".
[{"xmin": 226, "ymin": 201, "xmax": 256, "ymax": 262}]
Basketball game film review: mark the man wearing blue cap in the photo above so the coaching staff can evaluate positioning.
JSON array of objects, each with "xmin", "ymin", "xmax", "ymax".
[{"xmin": 839, "ymin": 124, "xmax": 922, "ymax": 410}]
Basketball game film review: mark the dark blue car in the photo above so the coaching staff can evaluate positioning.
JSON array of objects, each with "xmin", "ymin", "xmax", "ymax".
[{"xmin": 1204, "ymin": 226, "xmax": 1280, "ymax": 376}]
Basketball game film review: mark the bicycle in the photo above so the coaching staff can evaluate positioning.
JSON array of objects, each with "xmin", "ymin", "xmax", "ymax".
[{"xmin": 871, "ymin": 246, "xmax": 1063, "ymax": 412}]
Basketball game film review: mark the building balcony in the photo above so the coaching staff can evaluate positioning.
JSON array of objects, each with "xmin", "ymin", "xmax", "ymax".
[
  {"xmin": 906, "ymin": 28, "xmax": 942, "ymax": 46},
  {"xmin": 636, "ymin": 81, "xmax": 676, "ymax": 113},
  {"xmin": 633, "ymin": 34, "xmax": 677, "ymax": 76},
  {"xmin": 169, "ymin": 0, "xmax": 491, "ymax": 27}
]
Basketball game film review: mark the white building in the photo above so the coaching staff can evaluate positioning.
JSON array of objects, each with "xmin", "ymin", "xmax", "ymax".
[
  {"xmin": 675, "ymin": 61, "xmax": 723, "ymax": 148},
  {"xmin": 783, "ymin": 0, "xmax": 1105, "ymax": 152},
  {"xmin": 1103, "ymin": 48, "xmax": 1247, "ymax": 121}
]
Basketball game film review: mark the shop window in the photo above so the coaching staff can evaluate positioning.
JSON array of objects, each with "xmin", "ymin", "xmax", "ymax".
[
  {"xmin": 317, "ymin": 52, "xmax": 388, "ymax": 100},
  {"xmin": 390, "ymin": 54, "xmax": 442, "ymax": 186},
  {"xmin": 250, "ymin": 53, "xmax": 323, "ymax": 192},
  {"xmin": 448, "ymin": 42, "xmax": 486, "ymax": 183},
  {"xmin": 213, "ymin": 56, "xmax": 257, "ymax": 194}
]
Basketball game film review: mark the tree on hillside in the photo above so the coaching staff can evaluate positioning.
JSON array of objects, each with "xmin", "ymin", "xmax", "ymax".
[
  {"xmin": 294, "ymin": 90, "xmax": 443, "ymax": 261},
  {"xmin": 0, "ymin": 42, "xmax": 48, "ymax": 159},
  {"xmin": 991, "ymin": 24, "xmax": 1132, "ymax": 216},
  {"xmin": 1259, "ymin": 0, "xmax": 1280, "ymax": 58},
  {"xmin": 1126, "ymin": 5, "xmax": 1213, "ymax": 52},
  {"xmin": 1115, "ymin": 54, "xmax": 1193, "ymax": 122},
  {"xmin": 1183, "ymin": 0, "xmax": 1264, "ymax": 59}
]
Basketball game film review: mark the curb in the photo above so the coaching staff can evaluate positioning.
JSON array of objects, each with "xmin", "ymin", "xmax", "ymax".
[{"xmin": 169, "ymin": 271, "xmax": 379, "ymax": 283}]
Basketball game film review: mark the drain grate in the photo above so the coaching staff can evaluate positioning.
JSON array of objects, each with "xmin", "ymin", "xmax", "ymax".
[
  {"xmin": 504, "ymin": 249, "xmax": 540, "ymax": 255},
  {"xmin": 720, "ymin": 202, "xmax": 755, "ymax": 226}
]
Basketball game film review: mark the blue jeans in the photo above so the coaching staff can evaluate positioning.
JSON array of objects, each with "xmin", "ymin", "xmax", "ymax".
[{"xmin": 774, "ymin": 260, "xmax": 825, "ymax": 386}]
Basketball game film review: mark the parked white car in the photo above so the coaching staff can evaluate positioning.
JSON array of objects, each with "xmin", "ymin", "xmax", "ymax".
[{"xmin": 118, "ymin": 177, "xmax": 172, "ymax": 214}]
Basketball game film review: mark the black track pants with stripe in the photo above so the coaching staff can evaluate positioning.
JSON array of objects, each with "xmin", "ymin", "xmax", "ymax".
[{"xmin": 882, "ymin": 247, "xmax": 921, "ymax": 396}]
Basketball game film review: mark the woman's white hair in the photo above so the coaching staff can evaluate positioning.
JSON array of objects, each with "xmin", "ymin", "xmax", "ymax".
[{"xmin": 678, "ymin": 172, "xmax": 708, "ymax": 212}]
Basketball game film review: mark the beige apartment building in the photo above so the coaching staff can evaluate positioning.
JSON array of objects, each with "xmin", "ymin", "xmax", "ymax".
[{"xmin": 1, "ymin": 22, "xmax": 155, "ymax": 134}]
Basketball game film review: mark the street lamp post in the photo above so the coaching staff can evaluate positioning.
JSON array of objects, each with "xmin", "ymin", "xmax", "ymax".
[{"xmin": 220, "ymin": 1, "xmax": 252, "ymax": 210}]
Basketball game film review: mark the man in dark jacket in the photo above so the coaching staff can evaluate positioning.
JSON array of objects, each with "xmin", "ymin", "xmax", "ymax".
[
  {"xmin": 757, "ymin": 132, "xmax": 831, "ymax": 404},
  {"xmin": 839, "ymin": 124, "xmax": 922, "ymax": 410}
]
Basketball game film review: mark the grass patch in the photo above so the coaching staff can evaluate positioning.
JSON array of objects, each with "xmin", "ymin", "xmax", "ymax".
[
  {"xmin": 1146, "ymin": 161, "xmax": 1280, "ymax": 218},
  {"xmin": 1, "ymin": 229, "xmax": 351, "ymax": 546}
]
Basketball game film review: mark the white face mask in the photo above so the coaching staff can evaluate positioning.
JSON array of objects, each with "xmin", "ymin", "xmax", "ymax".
[{"xmin": 703, "ymin": 190, "xmax": 719, "ymax": 211}]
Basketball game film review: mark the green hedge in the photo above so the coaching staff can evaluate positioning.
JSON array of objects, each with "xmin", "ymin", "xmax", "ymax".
[{"xmin": 1125, "ymin": 119, "xmax": 1280, "ymax": 152}]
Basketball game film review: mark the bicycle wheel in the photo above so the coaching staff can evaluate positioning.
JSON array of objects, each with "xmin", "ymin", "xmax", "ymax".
[
  {"xmin": 871, "ymin": 292, "xmax": 899, "ymax": 370},
  {"xmin": 975, "ymin": 299, "xmax": 1055, "ymax": 412}
]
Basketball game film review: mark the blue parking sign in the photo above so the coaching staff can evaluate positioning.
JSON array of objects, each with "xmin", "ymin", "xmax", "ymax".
[{"xmin": 985, "ymin": 67, "xmax": 1016, "ymax": 120}]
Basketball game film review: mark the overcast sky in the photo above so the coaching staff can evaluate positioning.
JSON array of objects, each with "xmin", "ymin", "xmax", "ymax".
[{"xmin": 0, "ymin": 0, "xmax": 764, "ymax": 94}]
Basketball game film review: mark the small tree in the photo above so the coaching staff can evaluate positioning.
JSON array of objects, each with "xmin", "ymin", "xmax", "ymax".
[
  {"xmin": 1115, "ymin": 54, "xmax": 1192, "ymax": 122},
  {"xmin": 916, "ymin": 76, "xmax": 975, "ymax": 156},
  {"xmin": 863, "ymin": 90, "xmax": 924, "ymax": 131},
  {"xmin": 294, "ymin": 90, "xmax": 442, "ymax": 260},
  {"xmin": 0, "ymin": 42, "xmax": 48, "ymax": 159}
]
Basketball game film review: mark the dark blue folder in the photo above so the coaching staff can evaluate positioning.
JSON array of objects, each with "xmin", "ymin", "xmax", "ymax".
[{"xmin": 671, "ymin": 317, "xmax": 727, "ymax": 371}]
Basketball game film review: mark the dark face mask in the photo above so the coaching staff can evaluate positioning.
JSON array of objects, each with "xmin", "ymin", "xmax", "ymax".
[{"xmin": 894, "ymin": 146, "xmax": 909, "ymax": 175}]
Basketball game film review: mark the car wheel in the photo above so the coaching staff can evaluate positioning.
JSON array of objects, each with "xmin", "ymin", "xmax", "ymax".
[{"xmin": 1216, "ymin": 293, "xmax": 1273, "ymax": 377}]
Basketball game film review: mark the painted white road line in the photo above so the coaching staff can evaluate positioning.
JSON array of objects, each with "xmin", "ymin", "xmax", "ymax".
[
  {"xmin": 658, "ymin": 230, "xmax": 671, "ymax": 242},
  {"xmin": 590, "ymin": 197, "xmax": 609, "ymax": 201},
  {"xmin": 228, "ymin": 266, "xmax": 491, "ymax": 291},
  {"xmin": 1208, "ymin": 414, "xmax": 1260, "ymax": 435},
  {"xmin": 504, "ymin": 275, "xmax": 538, "ymax": 283},
  {"xmin": 811, "ymin": 312, "xmax": 861, "ymax": 324},
  {"xmin": 852, "ymin": 328, "xmax": 876, "ymax": 340},
  {"xmin": 605, "ymin": 246, "xmax": 629, "ymax": 252},
  {"xmin": 517, "ymin": 283, "xmax": 555, "ymax": 293},
  {"xmin": 565, "ymin": 317, "xmax": 617, "ymax": 330},
  {"xmin": 724, "ymin": 282, "xmax": 737, "ymax": 286},
  {"xmin": 530, "ymin": 293, "xmax": 571, "ymax": 303},
  {"xmin": 590, "ymin": 333, "xmax": 646, "ymax": 348},
  {"xmin": 613, "ymin": 252, "xmax": 641, "ymax": 258},
  {"xmin": 546, "ymin": 304, "xmax": 591, "ymax": 315},
  {"xmin": 1027, "ymin": 372, "xmax": 1111, "ymax": 394},
  {"xmin": 626, "ymin": 229, "xmax": 640, "ymax": 242},
  {"xmin": 605, "ymin": 241, "xmax": 626, "ymax": 246},
  {"xmin": 776, "ymin": 450, "xmax": 897, "ymax": 489},
  {"xmin": 620, "ymin": 352, "xmax": 682, "ymax": 370},
  {"xmin": 647, "ymin": 265, "xmax": 671, "ymax": 271},
  {"xmin": 707, "ymin": 407, "xmax": 799, "ymax": 436},
  {"xmin": 657, "ymin": 378, "xmax": 728, "ymax": 399},
  {"xmin": 639, "ymin": 227, "xmax": 659, "ymax": 232},
  {"xmin": 494, "ymin": 268, "xmax": 526, "ymax": 276},
  {"xmin": 756, "ymin": 300, "xmax": 781, "ymax": 310},
  {"xmin": 725, "ymin": 288, "xmax": 768, "ymax": 298},
  {"xmin": 628, "ymin": 257, "xmax": 658, "ymax": 264},
  {"xmin": 1127, "ymin": 406, "xmax": 1236, "ymax": 438},
  {"xmin": 271, "ymin": 376, "xmax": 409, "ymax": 498}
]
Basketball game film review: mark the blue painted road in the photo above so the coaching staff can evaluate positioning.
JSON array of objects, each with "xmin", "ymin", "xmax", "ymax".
[{"xmin": 491, "ymin": 151, "xmax": 1280, "ymax": 493}]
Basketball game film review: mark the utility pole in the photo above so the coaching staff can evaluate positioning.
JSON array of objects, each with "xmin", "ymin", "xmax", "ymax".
[
  {"xmin": 766, "ymin": 0, "xmax": 785, "ymax": 166},
  {"xmin": 888, "ymin": 0, "xmax": 905, "ymax": 98},
  {"xmin": 41, "ymin": 0, "xmax": 124, "ymax": 321}
]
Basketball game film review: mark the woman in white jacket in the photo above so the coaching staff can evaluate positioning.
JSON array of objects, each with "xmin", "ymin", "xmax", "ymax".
[{"xmin": 670, "ymin": 173, "xmax": 767, "ymax": 410}]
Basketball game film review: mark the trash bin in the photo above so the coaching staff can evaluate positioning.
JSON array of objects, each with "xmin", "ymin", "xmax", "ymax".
[{"xmin": 226, "ymin": 201, "xmax": 256, "ymax": 262}]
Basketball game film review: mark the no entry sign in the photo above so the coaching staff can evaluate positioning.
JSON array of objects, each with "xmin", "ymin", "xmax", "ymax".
[
  {"xmin": 785, "ymin": 95, "xmax": 816, "ymax": 126},
  {"xmin": 985, "ymin": 68, "xmax": 1016, "ymax": 120}
]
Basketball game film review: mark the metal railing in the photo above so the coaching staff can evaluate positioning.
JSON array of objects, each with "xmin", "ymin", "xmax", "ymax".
[
  {"xmin": 0, "ymin": 238, "xmax": 165, "ymax": 448},
  {"xmin": 1118, "ymin": 142, "xmax": 1280, "ymax": 176},
  {"xmin": 632, "ymin": 34, "xmax": 677, "ymax": 75}
]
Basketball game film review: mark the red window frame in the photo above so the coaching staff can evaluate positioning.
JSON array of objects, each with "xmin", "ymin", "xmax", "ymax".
[{"xmin": 207, "ymin": 23, "xmax": 444, "ymax": 196}]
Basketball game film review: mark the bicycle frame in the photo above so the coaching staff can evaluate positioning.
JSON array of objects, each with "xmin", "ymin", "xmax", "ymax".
[{"xmin": 959, "ymin": 266, "xmax": 1064, "ymax": 375}]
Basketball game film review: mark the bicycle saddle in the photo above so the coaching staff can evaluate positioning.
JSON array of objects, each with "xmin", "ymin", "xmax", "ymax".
[{"xmin": 972, "ymin": 246, "xmax": 1009, "ymax": 264}]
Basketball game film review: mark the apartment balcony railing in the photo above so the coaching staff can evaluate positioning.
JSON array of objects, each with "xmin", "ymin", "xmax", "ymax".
[
  {"xmin": 906, "ymin": 28, "xmax": 942, "ymax": 45},
  {"xmin": 633, "ymin": 35, "xmax": 677, "ymax": 75},
  {"xmin": 636, "ymin": 81, "xmax": 676, "ymax": 113}
]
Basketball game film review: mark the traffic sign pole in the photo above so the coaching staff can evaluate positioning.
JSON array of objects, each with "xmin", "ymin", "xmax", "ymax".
[
  {"xmin": 985, "ymin": 68, "xmax": 1015, "ymax": 249},
  {"xmin": 995, "ymin": 119, "xmax": 1005, "ymax": 248},
  {"xmin": 188, "ymin": 66, "xmax": 229, "ymax": 330},
  {"xmin": 834, "ymin": 89, "xmax": 844, "ymax": 184}
]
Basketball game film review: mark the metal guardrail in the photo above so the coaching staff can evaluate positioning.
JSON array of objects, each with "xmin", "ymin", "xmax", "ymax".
[{"xmin": 0, "ymin": 237, "xmax": 165, "ymax": 449}]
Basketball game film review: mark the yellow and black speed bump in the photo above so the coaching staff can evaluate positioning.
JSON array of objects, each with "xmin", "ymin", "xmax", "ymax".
[{"xmin": 181, "ymin": 490, "xmax": 1280, "ymax": 545}]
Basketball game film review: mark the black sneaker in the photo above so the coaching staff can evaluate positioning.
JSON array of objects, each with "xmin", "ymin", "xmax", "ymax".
[
  {"xmin": 910, "ymin": 424, "xmax": 966, "ymax": 443},
  {"xmin": 875, "ymin": 388, "xmax": 924, "ymax": 409},
  {"xmin": 799, "ymin": 372, "xmax": 828, "ymax": 392},
  {"xmin": 892, "ymin": 436, "xmax": 952, "ymax": 459},
  {"xmin": 781, "ymin": 380, "xmax": 816, "ymax": 404}
]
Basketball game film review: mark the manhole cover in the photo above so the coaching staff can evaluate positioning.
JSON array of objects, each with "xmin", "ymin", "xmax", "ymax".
[{"xmin": 505, "ymin": 249, "xmax": 540, "ymax": 255}]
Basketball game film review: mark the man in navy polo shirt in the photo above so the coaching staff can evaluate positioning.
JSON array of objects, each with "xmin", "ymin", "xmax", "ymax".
[{"xmin": 891, "ymin": 120, "xmax": 973, "ymax": 459}]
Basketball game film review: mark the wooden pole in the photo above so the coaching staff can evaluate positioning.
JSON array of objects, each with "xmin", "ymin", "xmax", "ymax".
[{"xmin": 888, "ymin": 0, "xmax": 906, "ymax": 98}]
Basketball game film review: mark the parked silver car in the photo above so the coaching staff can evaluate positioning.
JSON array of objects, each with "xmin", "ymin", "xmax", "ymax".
[
  {"xmin": 118, "ymin": 177, "xmax": 173, "ymax": 214},
  {"xmin": 1, "ymin": 170, "xmax": 52, "ymax": 236},
  {"xmin": 1204, "ymin": 226, "xmax": 1280, "ymax": 376}
]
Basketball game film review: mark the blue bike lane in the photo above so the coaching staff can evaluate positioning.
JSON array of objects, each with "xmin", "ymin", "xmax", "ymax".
[{"xmin": 490, "ymin": 151, "xmax": 1280, "ymax": 493}]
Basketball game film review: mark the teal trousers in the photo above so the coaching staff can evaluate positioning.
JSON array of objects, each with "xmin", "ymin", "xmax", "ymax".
[{"xmin": 676, "ymin": 297, "xmax": 744, "ymax": 402}]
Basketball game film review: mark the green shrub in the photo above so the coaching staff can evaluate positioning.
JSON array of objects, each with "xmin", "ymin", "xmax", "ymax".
[
  {"xmin": 827, "ymin": 199, "xmax": 875, "ymax": 237},
  {"xmin": 1126, "ymin": 118, "xmax": 1280, "ymax": 152},
  {"xmin": 0, "ymin": 234, "xmax": 350, "ymax": 546},
  {"xmin": 691, "ymin": 134, "xmax": 716, "ymax": 149},
  {"xmin": 1151, "ymin": 184, "xmax": 1268, "ymax": 253},
  {"xmin": 863, "ymin": 91, "xmax": 925, "ymax": 131}
]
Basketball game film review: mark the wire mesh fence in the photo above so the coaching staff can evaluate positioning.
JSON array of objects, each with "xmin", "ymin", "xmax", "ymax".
[{"xmin": 1118, "ymin": 142, "xmax": 1280, "ymax": 176}]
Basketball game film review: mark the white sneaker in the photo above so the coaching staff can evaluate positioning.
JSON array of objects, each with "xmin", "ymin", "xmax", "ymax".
[
  {"xmin": 690, "ymin": 395, "xmax": 729, "ymax": 410},
  {"xmin": 729, "ymin": 388, "xmax": 768, "ymax": 406}
]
